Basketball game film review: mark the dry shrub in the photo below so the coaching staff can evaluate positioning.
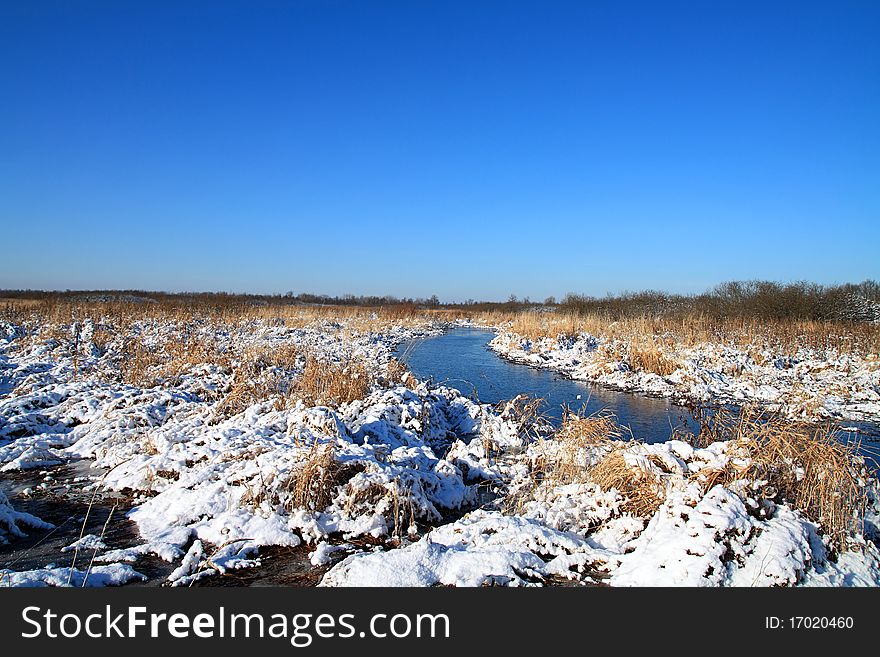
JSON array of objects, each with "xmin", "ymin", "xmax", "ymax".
[
  {"xmin": 627, "ymin": 340, "xmax": 679, "ymax": 376},
  {"xmin": 542, "ymin": 410, "xmax": 622, "ymax": 484},
  {"xmin": 283, "ymin": 443, "xmax": 357, "ymax": 512},
  {"xmin": 291, "ymin": 357, "xmax": 373, "ymax": 407},
  {"xmin": 505, "ymin": 410, "xmax": 621, "ymax": 513},
  {"xmin": 692, "ymin": 409, "xmax": 869, "ymax": 553},
  {"xmin": 589, "ymin": 448, "xmax": 665, "ymax": 517}
]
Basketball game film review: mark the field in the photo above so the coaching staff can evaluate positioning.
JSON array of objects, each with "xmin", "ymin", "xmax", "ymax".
[{"xmin": 1, "ymin": 296, "xmax": 879, "ymax": 587}]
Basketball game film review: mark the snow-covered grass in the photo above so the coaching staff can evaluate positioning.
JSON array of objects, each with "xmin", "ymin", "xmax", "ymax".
[
  {"xmin": 0, "ymin": 305, "xmax": 505, "ymax": 585},
  {"xmin": 484, "ymin": 312, "xmax": 880, "ymax": 423},
  {"xmin": 1, "ymin": 302, "xmax": 878, "ymax": 587},
  {"xmin": 323, "ymin": 410, "xmax": 880, "ymax": 587}
]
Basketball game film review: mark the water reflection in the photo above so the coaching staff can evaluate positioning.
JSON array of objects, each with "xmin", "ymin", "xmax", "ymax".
[
  {"xmin": 397, "ymin": 327, "xmax": 880, "ymax": 472},
  {"xmin": 397, "ymin": 327, "xmax": 698, "ymax": 444}
]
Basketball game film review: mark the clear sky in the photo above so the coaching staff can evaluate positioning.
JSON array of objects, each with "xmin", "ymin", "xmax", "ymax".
[{"xmin": 1, "ymin": 1, "xmax": 878, "ymax": 302}]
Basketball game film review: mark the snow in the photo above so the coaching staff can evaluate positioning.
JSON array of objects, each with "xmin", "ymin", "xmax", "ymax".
[
  {"xmin": 61, "ymin": 533, "xmax": 107, "ymax": 552},
  {"xmin": 0, "ymin": 488, "xmax": 52, "ymax": 545},
  {"xmin": 0, "ymin": 564, "xmax": 146, "ymax": 587},
  {"xmin": 609, "ymin": 484, "xmax": 816, "ymax": 587},
  {"xmin": 320, "ymin": 510, "xmax": 610, "ymax": 587},
  {"xmin": 489, "ymin": 330, "xmax": 880, "ymax": 423},
  {"xmin": 2, "ymin": 313, "xmax": 878, "ymax": 587},
  {"xmin": 308, "ymin": 540, "xmax": 352, "ymax": 566},
  {"xmin": 323, "ymin": 467, "xmax": 880, "ymax": 588},
  {"xmin": 0, "ymin": 315, "xmax": 507, "ymax": 584}
]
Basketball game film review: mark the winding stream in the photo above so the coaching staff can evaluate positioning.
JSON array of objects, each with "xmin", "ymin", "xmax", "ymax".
[
  {"xmin": 397, "ymin": 327, "xmax": 699, "ymax": 443},
  {"xmin": 397, "ymin": 327, "xmax": 880, "ymax": 469}
]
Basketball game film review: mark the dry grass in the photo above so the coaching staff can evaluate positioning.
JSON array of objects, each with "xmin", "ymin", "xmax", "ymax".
[
  {"xmin": 282, "ymin": 442, "xmax": 357, "ymax": 512},
  {"xmin": 382, "ymin": 357, "xmax": 413, "ymax": 388},
  {"xmin": 690, "ymin": 409, "xmax": 870, "ymax": 553},
  {"xmin": 479, "ymin": 309, "xmax": 880, "ymax": 357},
  {"xmin": 8, "ymin": 296, "xmax": 876, "ymax": 361},
  {"xmin": 0, "ymin": 298, "xmax": 44, "ymax": 313},
  {"xmin": 589, "ymin": 448, "xmax": 666, "ymax": 517},
  {"xmin": 539, "ymin": 410, "xmax": 622, "ymax": 483},
  {"xmin": 543, "ymin": 410, "xmax": 665, "ymax": 516},
  {"xmin": 508, "ymin": 312, "xmax": 583, "ymax": 341},
  {"xmin": 1, "ymin": 297, "xmax": 408, "ymax": 427},
  {"xmin": 4, "ymin": 298, "xmax": 395, "ymax": 412},
  {"xmin": 490, "ymin": 395, "xmax": 554, "ymax": 456},
  {"xmin": 1, "ymin": 299, "xmax": 435, "ymax": 405},
  {"xmin": 505, "ymin": 409, "xmax": 623, "ymax": 513},
  {"xmin": 290, "ymin": 357, "xmax": 373, "ymax": 408},
  {"xmin": 118, "ymin": 333, "xmax": 231, "ymax": 388},
  {"xmin": 212, "ymin": 366, "xmax": 282, "ymax": 421},
  {"xmin": 511, "ymin": 406, "xmax": 873, "ymax": 551},
  {"xmin": 342, "ymin": 479, "xmax": 416, "ymax": 541},
  {"xmin": 1, "ymin": 298, "xmax": 443, "ymax": 346},
  {"xmin": 626, "ymin": 340, "xmax": 679, "ymax": 376},
  {"xmin": 204, "ymin": 345, "xmax": 303, "ymax": 421},
  {"xmin": 674, "ymin": 403, "xmax": 740, "ymax": 448}
]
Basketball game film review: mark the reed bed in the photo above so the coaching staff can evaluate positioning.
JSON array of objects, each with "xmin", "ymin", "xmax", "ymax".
[
  {"xmin": 691, "ymin": 409, "xmax": 870, "ymax": 553},
  {"xmin": 6, "ymin": 295, "xmax": 877, "ymax": 358},
  {"xmin": 0, "ymin": 297, "xmax": 447, "ymax": 341},
  {"xmin": 514, "ymin": 406, "xmax": 874, "ymax": 552},
  {"xmin": 479, "ymin": 309, "xmax": 880, "ymax": 358},
  {"xmin": 2, "ymin": 298, "xmax": 423, "ymax": 418},
  {"xmin": 626, "ymin": 340, "xmax": 680, "ymax": 377}
]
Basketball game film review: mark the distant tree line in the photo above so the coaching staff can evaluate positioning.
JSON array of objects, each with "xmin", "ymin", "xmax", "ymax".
[
  {"xmin": 559, "ymin": 280, "xmax": 880, "ymax": 322},
  {"xmin": 0, "ymin": 288, "xmax": 551, "ymax": 312},
  {"xmin": 2, "ymin": 280, "xmax": 878, "ymax": 322}
]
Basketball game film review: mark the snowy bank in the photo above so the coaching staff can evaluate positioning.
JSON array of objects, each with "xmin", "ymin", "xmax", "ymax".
[{"xmin": 489, "ymin": 330, "xmax": 880, "ymax": 423}]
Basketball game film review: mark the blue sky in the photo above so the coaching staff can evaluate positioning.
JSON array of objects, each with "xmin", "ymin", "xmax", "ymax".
[{"xmin": 1, "ymin": 1, "xmax": 878, "ymax": 301}]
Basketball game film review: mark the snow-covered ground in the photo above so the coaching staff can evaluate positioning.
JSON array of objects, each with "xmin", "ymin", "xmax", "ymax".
[
  {"xmin": 1, "ymin": 313, "xmax": 878, "ymax": 586},
  {"xmin": 489, "ymin": 330, "xmax": 880, "ymax": 423},
  {"xmin": 322, "ymin": 436, "xmax": 880, "ymax": 587}
]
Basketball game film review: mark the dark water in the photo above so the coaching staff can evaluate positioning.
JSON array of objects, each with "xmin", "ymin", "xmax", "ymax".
[
  {"xmin": 397, "ymin": 327, "xmax": 880, "ymax": 470},
  {"xmin": 397, "ymin": 327, "xmax": 698, "ymax": 444}
]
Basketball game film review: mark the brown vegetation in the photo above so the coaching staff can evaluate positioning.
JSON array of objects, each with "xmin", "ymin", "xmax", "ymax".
[
  {"xmin": 626, "ymin": 340, "xmax": 680, "ymax": 376},
  {"xmin": 483, "ymin": 309, "xmax": 880, "ymax": 357},
  {"xmin": 291, "ymin": 357, "xmax": 373, "ymax": 408},
  {"xmin": 514, "ymin": 406, "xmax": 873, "ymax": 552},
  {"xmin": 687, "ymin": 408, "xmax": 870, "ymax": 553},
  {"xmin": 283, "ymin": 442, "xmax": 350, "ymax": 512}
]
